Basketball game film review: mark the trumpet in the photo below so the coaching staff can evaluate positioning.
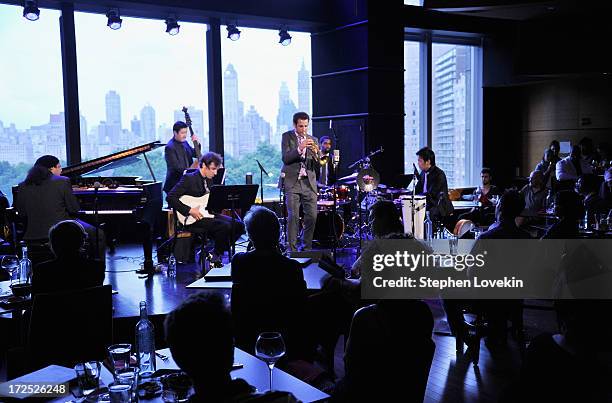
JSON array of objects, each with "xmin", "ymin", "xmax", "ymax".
[{"xmin": 307, "ymin": 141, "xmax": 329, "ymax": 166}]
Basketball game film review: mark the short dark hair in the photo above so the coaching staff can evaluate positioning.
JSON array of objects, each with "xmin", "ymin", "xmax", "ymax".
[
  {"xmin": 369, "ymin": 200, "xmax": 404, "ymax": 238},
  {"xmin": 549, "ymin": 140, "xmax": 560, "ymax": 149},
  {"xmin": 319, "ymin": 136, "xmax": 331, "ymax": 145},
  {"xmin": 173, "ymin": 121, "xmax": 188, "ymax": 133},
  {"xmin": 199, "ymin": 152, "xmax": 223, "ymax": 168},
  {"xmin": 416, "ymin": 147, "xmax": 436, "ymax": 166},
  {"xmin": 497, "ymin": 190, "xmax": 525, "ymax": 221},
  {"xmin": 481, "ymin": 167, "xmax": 492, "ymax": 176},
  {"xmin": 293, "ymin": 112, "xmax": 310, "ymax": 124},
  {"xmin": 165, "ymin": 292, "xmax": 234, "ymax": 382},
  {"xmin": 49, "ymin": 220, "xmax": 87, "ymax": 256},
  {"xmin": 244, "ymin": 206, "xmax": 280, "ymax": 249}
]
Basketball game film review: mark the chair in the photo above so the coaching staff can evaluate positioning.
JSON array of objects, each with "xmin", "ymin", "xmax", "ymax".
[
  {"xmin": 171, "ymin": 209, "xmax": 217, "ymax": 273},
  {"xmin": 26, "ymin": 284, "xmax": 113, "ymax": 372}
]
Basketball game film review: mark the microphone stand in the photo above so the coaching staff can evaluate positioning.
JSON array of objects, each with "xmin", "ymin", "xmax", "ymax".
[
  {"xmin": 279, "ymin": 173, "xmax": 288, "ymax": 254},
  {"xmin": 255, "ymin": 159, "xmax": 270, "ymax": 203},
  {"xmin": 93, "ymin": 181, "xmax": 101, "ymax": 261}
]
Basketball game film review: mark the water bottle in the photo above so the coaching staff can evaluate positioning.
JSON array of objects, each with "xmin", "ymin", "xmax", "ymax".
[
  {"xmin": 424, "ymin": 211, "xmax": 433, "ymax": 243},
  {"xmin": 19, "ymin": 246, "xmax": 32, "ymax": 284},
  {"xmin": 136, "ymin": 301, "xmax": 156, "ymax": 378},
  {"xmin": 582, "ymin": 210, "xmax": 589, "ymax": 230},
  {"xmin": 167, "ymin": 253, "xmax": 177, "ymax": 278}
]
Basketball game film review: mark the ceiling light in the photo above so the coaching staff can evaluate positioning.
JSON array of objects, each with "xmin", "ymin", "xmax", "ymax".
[
  {"xmin": 23, "ymin": 0, "xmax": 40, "ymax": 21},
  {"xmin": 278, "ymin": 29, "xmax": 291, "ymax": 46},
  {"xmin": 226, "ymin": 24, "xmax": 241, "ymax": 41},
  {"xmin": 106, "ymin": 9, "xmax": 122, "ymax": 30},
  {"xmin": 165, "ymin": 16, "xmax": 180, "ymax": 36}
]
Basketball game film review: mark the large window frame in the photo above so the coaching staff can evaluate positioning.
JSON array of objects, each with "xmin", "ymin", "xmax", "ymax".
[{"xmin": 404, "ymin": 30, "xmax": 483, "ymax": 187}]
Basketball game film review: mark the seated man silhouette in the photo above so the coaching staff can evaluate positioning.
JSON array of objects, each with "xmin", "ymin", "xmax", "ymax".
[
  {"xmin": 516, "ymin": 300, "xmax": 612, "ymax": 402},
  {"xmin": 334, "ymin": 299, "xmax": 435, "ymax": 403},
  {"xmin": 542, "ymin": 190, "xmax": 584, "ymax": 239},
  {"xmin": 480, "ymin": 190, "xmax": 531, "ymax": 239},
  {"xmin": 32, "ymin": 220, "xmax": 105, "ymax": 296},
  {"xmin": 165, "ymin": 291, "xmax": 298, "ymax": 403},
  {"xmin": 230, "ymin": 206, "xmax": 309, "ymax": 360}
]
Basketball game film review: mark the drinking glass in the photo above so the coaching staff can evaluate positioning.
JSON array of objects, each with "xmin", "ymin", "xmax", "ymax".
[
  {"xmin": 108, "ymin": 383, "xmax": 132, "ymax": 403},
  {"xmin": 108, "ymin": 344, "xmax": 132, "ymax": 372},
  {"xmin": 114, "ymin": 367, "xmax": 140, "ymax": 401},
  {"xmin": 448, "ymin": 235, "xmax": 458, "ymax": 255},
  {"xmin": 1, "ymin": 255, "xmax": 19, "ymax": 284},
  {"xmin": 471, "ymin": 227, "xmax": 482, "ymax": 240},
  {"xmin": 74, "ymin": 361, "xmax": 101, "ymax": 396},
  {"xmin": 255, "ymin": 332, "xmax": 286, "ymax": 391}
]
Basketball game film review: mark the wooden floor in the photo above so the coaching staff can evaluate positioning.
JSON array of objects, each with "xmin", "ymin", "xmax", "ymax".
[{"xmin": 2, "ymin": 242, "xmax": 559, "ymax": 402}]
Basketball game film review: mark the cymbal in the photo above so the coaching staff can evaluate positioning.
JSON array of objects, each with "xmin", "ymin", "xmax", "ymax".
[{"xmin": 357, "ymin": 167, "xmax": 380, "ymax": 192}]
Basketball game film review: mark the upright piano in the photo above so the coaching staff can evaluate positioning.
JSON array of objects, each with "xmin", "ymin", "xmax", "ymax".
[{"xmin": 62, "ymin": 141, "xmax": 164, "ymax": 271}]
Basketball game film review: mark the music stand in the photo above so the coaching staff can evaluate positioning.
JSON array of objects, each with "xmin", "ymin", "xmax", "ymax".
[{"xmin": 206, "ymin": 184, "xmax": 259, "ymax": 256}]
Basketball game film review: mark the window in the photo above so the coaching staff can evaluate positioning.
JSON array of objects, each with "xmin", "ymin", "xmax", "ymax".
[
  {"xmin": 221, "ymin": 26, "xmax": 312, "ymax": 200},
  {"xmin": 432, "ymin": 43, "xmax": 481, "ymax": 188},
  {"xmin": 74, "ymin": 12, "xmax": 208, "ymax": 183},
  {"xmin": 404, "ymin": 40, "xmax": 425, "ymax": 173},
  {"xmin": 0, "ymin": 4, "xmax": 65, "ymax": 203},
  {"xmin": 404, "ymin": 31, "xmax": 483, "ymax": 187}
]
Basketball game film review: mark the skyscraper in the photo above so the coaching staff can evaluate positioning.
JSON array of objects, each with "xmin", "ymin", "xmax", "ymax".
[
  {"xmin": 140, "ymin": 105, "xmax": 156, "ymax": 141},
  {"xmin": 276, "ymin": 81, "xmax": 297, "ymax": 143},
  {"xmin": 432, "ymin": 46, "xmax": 471, "ymax": 187},
  {"xmin": 238, "ymin": 106, "xmax": 271, "ymax": 156},
  {"xmin": 298, "ymin": 60, "xmax": 311, "ymax": 116},
  {"xmin": 223, "ymin": 64, "xmax": 240, "ymax": 157},
  {"xmin": 131, "ymin": 116, "xmax": 141, "ymax": 138},
  {"xmin": 105, "ymin": 90, "xmax": 122, "ymax": 128},
  {"xmin": 404, "ymin": 43, "xmax": 421, "ymax": 173}
]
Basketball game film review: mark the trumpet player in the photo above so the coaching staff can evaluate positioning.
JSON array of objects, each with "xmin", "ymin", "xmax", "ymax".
[{"xmin": 281, "ymin": 112, "xmax": 319, "ymax": 251}]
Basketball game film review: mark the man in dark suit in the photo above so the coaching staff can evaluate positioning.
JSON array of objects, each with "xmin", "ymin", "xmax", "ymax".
[
  {"xmin": 15, "ymin": 155, "xmax": 105, "ymax": 261},
  {"xmin": 231, "ymin": 206, "xmax": 309, "ymax": 359},
  {"xmin": 167, "ymin": 152, "xmax": 244, "ymax": 263},
  {"xmin": 414, "ymin": 147, "xmax": 454, "ymax": 222},
  {"xmin": 281, "ymin": 112, "xmax": 319, "ymax": 251},
  {"xmin": 163, "ymin": 121, "xmax": 200, "ymax": 195}
]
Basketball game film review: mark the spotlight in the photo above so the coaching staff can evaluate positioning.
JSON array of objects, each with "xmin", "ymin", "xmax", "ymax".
[
  {"xmin": 165, "ymin": 16, "xmax": 180, "ymax": 36},
  {"xmin": 226, "ymin": 24, "xmax": 241, "ymax": 41},
  {"xmin": 278, "ymin": 29, "xmax": 291, "ymax": 46},
  {"xmin": 106, "ymin": 8, "xmax": 122, "ymax": 30},
  {"xmin": 23, "ymin": 0, "xmax": 40, "ymax": 21}
]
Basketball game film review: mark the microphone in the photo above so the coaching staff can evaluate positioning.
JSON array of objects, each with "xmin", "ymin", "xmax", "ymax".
[
  {"xmin": 412, "ymin": 163, "xmax": 419, "ymax": 178},
  {"xmin": 256, "ymin": 159, "xmax": 272, "ymax": 177},
  {"xmin": 329, "ymin": 120, "xmax": 333, "ymax": 130},
  {"xmin": 333, "ymin": 149, "xmax": 340, "ymax": 167}
]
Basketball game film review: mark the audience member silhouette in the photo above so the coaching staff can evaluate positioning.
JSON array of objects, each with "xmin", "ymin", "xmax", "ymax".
[
  {"xmin": 230, "ymin": 206, "xmax": 309, "ymax": 360},
  {"xmin": 576, "ymin": 174, "xmax": 609, "ymax": 225},
  {"xmin": 333, "ymin": 299, "xmax": 435, "ymax": 402},
  {"xmin": 480, "ymin": 190, "xmax": 531, "ymax": 239},
  {"xmin": 32, "ymin": 220, "xmax": 104, "ymax": 296},
  {"xmin": 542, "ymin": 190, "xmax": 584, "ymax": 239},
  {"xmin": 517, "ymin": 300, "xmax": 612, "ymax": 402},
  {"xmin": 165, "ymin": 291, "xmax": 298, "ymax": 403}
]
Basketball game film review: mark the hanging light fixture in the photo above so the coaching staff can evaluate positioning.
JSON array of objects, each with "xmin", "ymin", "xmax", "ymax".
[
  {"xmin": 106, "ymin": 8, "xmax": 122, "ymax": 30},
  {"xmin": 226, "ymin": 24, "xmax": 241, "ymax": 41},
  {"xmin": 165, "ymin": 15, "xmax": 180, "ymax": 36},
  {"xmin": 278, "ymin": 29, "xmax": 291, "ymax": 46},
  {"xmin": 23, "ymin": 0, "xmax": 40, "ymax": 21}
]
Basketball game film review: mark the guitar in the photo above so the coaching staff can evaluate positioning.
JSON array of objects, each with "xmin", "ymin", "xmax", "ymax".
[
  {"xmin": 175, "ymin": 194, "xmax": 215, "ymax": 226},
  {"xmin": 182, "ymin": 106, "xmax": 202, "ymax": 169}
]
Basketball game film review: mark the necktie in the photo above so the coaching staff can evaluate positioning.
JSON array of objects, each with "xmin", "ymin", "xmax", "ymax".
[
  {"xmin": 423, "ymin": 172, "xmax": 428, "ymax": 193},
  {"xmin": 297, "ymin": 133, "xmax": 307, "ymax": 178}
]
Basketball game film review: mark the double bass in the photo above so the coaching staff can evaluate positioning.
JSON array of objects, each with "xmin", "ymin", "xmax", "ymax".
[{"xmin": 182, "ymin": 106, "xmax": 202, "ymax": 168}]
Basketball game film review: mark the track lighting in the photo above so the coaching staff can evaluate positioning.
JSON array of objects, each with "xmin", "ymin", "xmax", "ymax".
[
  {"xmin": 278, "ymin": 29, "xmax": 291, "ymax": 46},
  {"xmin": 106, "ymin": 8, "xmax": 122, "ymax": 30},
  {"xmin": 226, "ymin": 24, "xmax": 241, "ymax": 41},
  {"xmin": 165, "ymin": 16, "xmax": 180, "ymax": 36},
  {"xmin": 23, "ymin": 0, "xmax": 40, "ymax": 21}
]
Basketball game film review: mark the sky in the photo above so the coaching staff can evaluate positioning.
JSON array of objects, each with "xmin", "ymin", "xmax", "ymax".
[{"xmin": 0, "ymin": 3, "xmax": 311, "ymax": 133}]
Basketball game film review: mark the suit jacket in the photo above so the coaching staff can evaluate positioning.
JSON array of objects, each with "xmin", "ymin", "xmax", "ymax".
[
  {"xmin": 281, "ymin": 130, "xmax": 319, "ymax": 193},
  {"xmin": 479, "ymin": 221, "xmax": 531, "ymax": 239},
  {"xmin": 164, "ymin": 138, "xmax": 196, "ymax": 193},
  {"xmin": 32, "ymin": 254, "xmax": 105, "ymax": 296},
  {"xmin": 231, "ymin": 249, "xmax": 308, "ymax": 359},
  {"xmin": 15, "ymin": 175, "xmax": 80, "ymax": 240},
  {"xmin": 166, "ymin": 170, "xmax": 213, "ymax": 218},
  {"xmin": 414, "ymin": 165, "xmax": 454, "ymax": 218}
]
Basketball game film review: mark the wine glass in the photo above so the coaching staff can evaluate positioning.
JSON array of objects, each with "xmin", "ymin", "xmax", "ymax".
[
  {"xmin": 1, "ymin": 255, "xmax": 19, "ymax": 285},
  {"xmin": 255, "ymin": 332, "xmax": 286, "ymax": 391}
]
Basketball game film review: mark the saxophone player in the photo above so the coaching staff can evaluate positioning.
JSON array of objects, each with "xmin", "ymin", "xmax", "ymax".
[{"xmin": 281, "ymin": 112, "xmax": 319, "ymax": 251}]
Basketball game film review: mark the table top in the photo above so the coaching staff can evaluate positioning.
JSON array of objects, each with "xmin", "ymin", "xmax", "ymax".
[
  {"xmin": 187, "ymin": 261, "xmax": 329, "ymax": 291},
  {"xmin": 3, "ymin": 348, "xmax": 329, "ymax": 402}
]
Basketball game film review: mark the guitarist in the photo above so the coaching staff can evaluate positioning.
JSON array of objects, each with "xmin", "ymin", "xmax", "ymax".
[
  {"xmin": 163, "ymin": 121, "xmax": 200, "ymax": 195},
  {"xmin": 166, "ymin": 152, "xmax": 245, "ymax": 264}
]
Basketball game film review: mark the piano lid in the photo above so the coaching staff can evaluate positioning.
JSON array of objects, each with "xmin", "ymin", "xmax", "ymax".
[{"xmin": 62, "ymin": 141, "xmax": 163, "ymax": 178}]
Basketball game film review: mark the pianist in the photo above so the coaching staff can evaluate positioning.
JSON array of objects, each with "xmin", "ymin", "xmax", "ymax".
[
  {"xmin": 14, "ymin": 155, "xmax": 106, "ymax": 263},
  {"xmin": 163, "ymin": 121, "xmax": 199, "ymax": 195},
  {"xmin": 167, "ymin": 152, "xmax": 245, "ymax": 264}
]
